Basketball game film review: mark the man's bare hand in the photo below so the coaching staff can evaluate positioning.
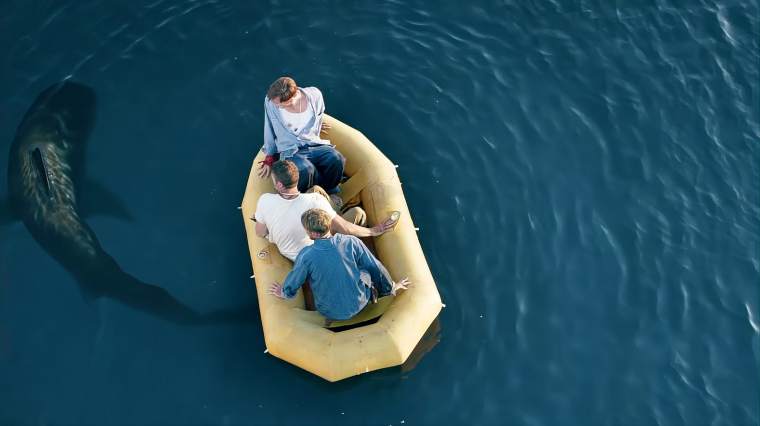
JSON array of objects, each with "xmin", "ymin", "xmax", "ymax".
[
  {"xmin": 391, "ymin": 277, "xmax": 411, "ymax": 296},
  {"xmin": 257, "ymin": 163, "xmax": 271, "ymax": 179},
  {"xmin": 268, "ymin": 282, "xmax": 286, "ymax": 299},
  {"xmin": 320, "ymin": 121, "xmax": 331, "ymax": 134},
  {"xmin": 370, "ymin": 212, "xmax": 401, "ymax": 237}
]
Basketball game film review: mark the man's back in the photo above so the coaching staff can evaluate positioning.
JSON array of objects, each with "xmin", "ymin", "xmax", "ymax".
[
  {"xmin": 254, "ymin": 192, "xmax": 335, "ymax": 260},
  {"xmin": 295, "ymin": 234, "xmax": 372, "ymax": 320}
]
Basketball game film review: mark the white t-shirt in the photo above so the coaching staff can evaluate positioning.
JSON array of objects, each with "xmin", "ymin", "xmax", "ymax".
[
  {"xmin": 254, "ymin": 193, "xmax": 337, "ymax": 261},
  {"xmin": 279, "ymin": 108, "xmax": 313, "ymax": 135}
]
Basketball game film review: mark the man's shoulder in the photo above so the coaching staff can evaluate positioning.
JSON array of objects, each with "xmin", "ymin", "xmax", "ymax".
[
  {"xmin": 257, "ymin": 192, "xmax": 278, "ymax": 205},
  {"xmin": 333, "ymin": 233, "xmax": 361, "ymax": 246},
  {"xmin": 294, "ymin": 243, "xmax": 316, "ymax": 262},
  {"xmin": 256, "ymin": 193, "xmax": 287, "ymax": 212},
  {"xmin": 300, "ymin": 192, "xmax": 327, "ymax": 205},
  {"xmin": 302, "ymin": 86, "xmax": 323, "ymax": 100},
  {"xmin": 302, "ymin": 193, "xmax": 336, "ymax": 215},
  {"xmin": 298, "ymin": 192, "xmax": 319, "ymax": 200}
]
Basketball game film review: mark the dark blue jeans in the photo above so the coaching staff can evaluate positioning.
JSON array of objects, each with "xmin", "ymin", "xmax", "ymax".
[{"xmin": 289, "ymin": 144, "xmax": 345, "ymax": 193}]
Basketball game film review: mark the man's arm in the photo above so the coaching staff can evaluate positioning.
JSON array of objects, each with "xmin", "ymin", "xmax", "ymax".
[
  {"xmin": 352, "ymin": 238, "xmax": 411, "ymax": 296},
  {"xmin": 259, "ymin": 101, "xmax": 278, "ymax": 178},
  {"xmin": 255, "ymin": 221, "xmax": 269, "ymax": 239},
  {"xmin": 351, "ymin": 237, "xmax": 394, "ymax": 293},
  {"xmin": 330, "ymin": 213, "xmax": 399, "ymax": 238},
  {"xmin": 269, "ymin": 257, "xmax": 309, "ymax": 299},
  {"xmin": 262, "ymin": 100, "xmax": 277, "ymax": 155},
  {"xmin": 330, "ymin": 215, "xmax": 374, "ymax": 237},
  {"xmin": 253, "ymin": 197, "xmax": 269, "ymax": 238}
]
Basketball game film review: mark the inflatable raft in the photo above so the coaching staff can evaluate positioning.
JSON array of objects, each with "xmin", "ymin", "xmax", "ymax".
[{"xmin": 241, "ymin": 115, "xmax": 442, "ymax": 382}]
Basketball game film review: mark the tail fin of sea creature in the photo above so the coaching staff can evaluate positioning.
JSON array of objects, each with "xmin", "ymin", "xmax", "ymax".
[
  {"xmin": 79, "ymin": 252, "xmax": 204, "ymax": 325},
  {"xmin": 108, "ymin": 275, "xmax": 205, "ymax": 325},
  {"xmin": 81, "ymin": 252, "xmax": 255, "ymax": 326}
]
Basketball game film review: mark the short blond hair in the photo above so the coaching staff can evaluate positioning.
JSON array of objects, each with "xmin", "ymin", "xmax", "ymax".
[{"xmin": 301, "ymin": 208, "xmax": 332, "ymax": 236}]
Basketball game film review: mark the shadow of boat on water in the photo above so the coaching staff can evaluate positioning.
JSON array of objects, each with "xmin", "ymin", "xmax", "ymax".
[
  {"xmin": 400, "ymin": 316, "xmax": 442, "ymax": 373},
  {"xmin": 4, "ymin": 81, "xmax": 254, "ymax": 326}
]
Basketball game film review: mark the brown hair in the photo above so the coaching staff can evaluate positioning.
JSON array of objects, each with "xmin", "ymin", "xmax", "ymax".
[
  {"xmin": 301, "ymin": 208, "xmax": 332, "ymax": 236},
  {"xmin": 271, "ymin": 160, "xmax": 299, "ymax": 189},
  {"xmin": 266, "ymin": 77, "xmax": 297, "ymax": 102}
]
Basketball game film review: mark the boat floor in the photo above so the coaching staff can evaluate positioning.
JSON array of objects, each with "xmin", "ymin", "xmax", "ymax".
[{"xmin": 325, "ymin": 295, "xmax": 393, "ymax": 330}]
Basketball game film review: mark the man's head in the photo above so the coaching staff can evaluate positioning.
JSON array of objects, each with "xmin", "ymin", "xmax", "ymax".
[
  {"xmin": 267, "ymin": 77, "xmax": 297, "ymax": 103},
  {"xmin": 271, "ymin": 160, "xmax": 299, "ymax": 192},
  {"xmin": 301, "ymin": 208, "xmax": 332, "ymax": 239}
]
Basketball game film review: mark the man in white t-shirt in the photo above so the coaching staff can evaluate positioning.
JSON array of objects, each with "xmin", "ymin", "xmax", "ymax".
[{"xmin": 254, "ymin": 160, "xmax": 399, "ymax": 261}]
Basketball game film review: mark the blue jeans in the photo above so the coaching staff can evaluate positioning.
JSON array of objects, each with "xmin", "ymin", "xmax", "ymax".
[{"xmin": 288, "ymin": 145, "xmax": 345, "ymax": 193}]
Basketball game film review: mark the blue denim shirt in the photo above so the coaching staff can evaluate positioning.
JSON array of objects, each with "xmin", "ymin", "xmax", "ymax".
[
  {"xmin": 281, "ymin": 234, "xmax": 394, "ymax": 321},
  {"xmin": 262, "ymin": 87, "xmax": 330, "ymax": 158}
]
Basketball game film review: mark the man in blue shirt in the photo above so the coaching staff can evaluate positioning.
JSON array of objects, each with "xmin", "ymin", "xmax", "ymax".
[{"xmin": 268, "ymin": 208, "xmax": 410, "ymax": 321}]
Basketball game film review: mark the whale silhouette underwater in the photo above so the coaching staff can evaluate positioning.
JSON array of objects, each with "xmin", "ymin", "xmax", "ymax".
[{"xmin": 2, "ymin": 81, "xmax": 250, "ymax": 325}]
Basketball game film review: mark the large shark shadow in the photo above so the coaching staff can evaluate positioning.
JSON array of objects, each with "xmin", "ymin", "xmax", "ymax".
[{"xmin": 4, "ymin": 80, "xmax": 254, "ymax": 326}]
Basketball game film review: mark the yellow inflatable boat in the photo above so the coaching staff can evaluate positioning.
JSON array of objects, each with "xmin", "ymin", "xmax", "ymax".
[{"xmin": 240, "ymin": 115, "xmax": 442, "ymax": 382}]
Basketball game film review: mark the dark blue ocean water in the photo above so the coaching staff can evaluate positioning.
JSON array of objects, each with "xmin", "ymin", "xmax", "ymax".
[{"xmin": 1, "ymin": 1, "xmax": 758, "ymax": 425}]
